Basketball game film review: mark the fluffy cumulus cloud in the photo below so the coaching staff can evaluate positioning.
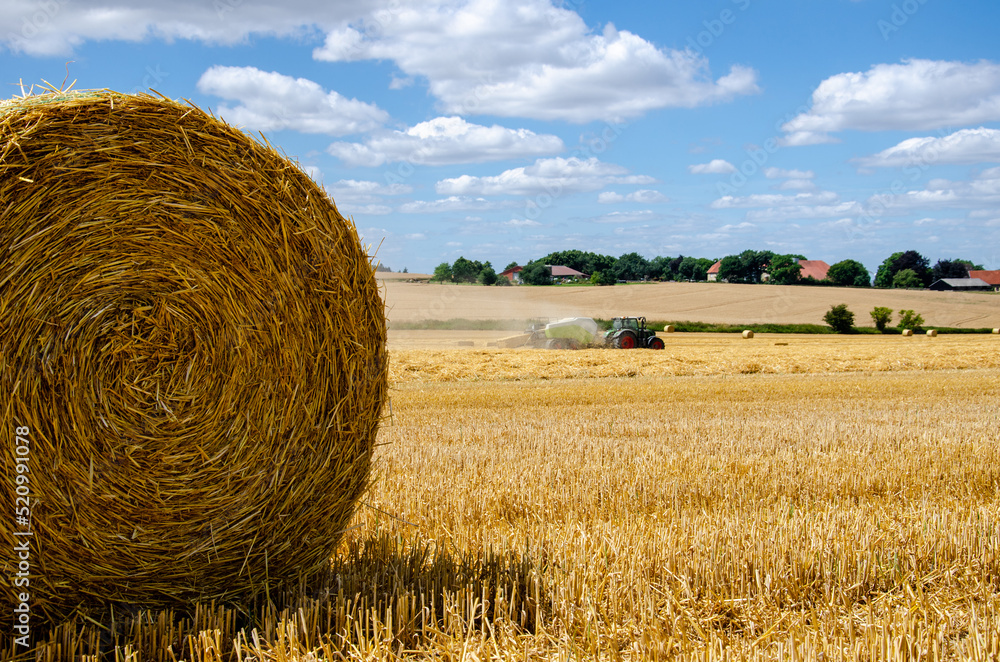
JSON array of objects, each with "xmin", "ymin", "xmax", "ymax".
[
  {"xmin": 855, "ymin": 128, "xmax": 1000, "ymax": 168},
  {"xmin": 196, "ymin": 66, "xmax": 388, "ymax": 135},
  {"xmin": 435, "ymin": 157, "xmax": 654, "ymax": 196},
  {"xmin": 314, "ymin": 0, "xmax": 759, "ymax": 122},
  {"xmin": 764, "ymin": 167, "xmax": 816, "ymax": 191},
  {"xmin": 0, "ymin": 0, "xmax": 379, "ymax": 56},
  {"xmin": 399, "ymin": 196, "xmax": 512, "ymax": 213},
  {"xmin": 711, "ymin": 191, "xmax": 839, "ymax": 209},
  {"xmin": 688, "ymin": 159, "xmax": 736, "ymax": 175},
  {"xmin": 865, "ymin": 167, "xmax": 1000, "ymax": 212},
  {"xmin": 325, "ymin": 179, "xmax": 412, "ymax": 211},
  {"xmin": 598, "ymin": 189, "xmax": 667, "ymax": 204},
  {"xmin": 591, "ymin": 210, "xmax": 657, "ymax": 224},
  {"xmin": 782, "ymin": 59, "xmax": 1000, "ymax": 145},
  {"xmin": 327, "ymin": 116, "xmax": 564, "ymax": 166}
]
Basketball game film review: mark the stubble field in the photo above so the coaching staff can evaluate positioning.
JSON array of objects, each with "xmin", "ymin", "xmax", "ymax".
[{"xmin": 12, "ymin": 336, "xmax": 1000, "ymax": 660}]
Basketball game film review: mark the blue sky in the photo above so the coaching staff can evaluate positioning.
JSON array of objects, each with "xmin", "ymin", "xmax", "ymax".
[{"xmin": 3, "ymin": 0, "xmax": 1000, "ymax": 274}]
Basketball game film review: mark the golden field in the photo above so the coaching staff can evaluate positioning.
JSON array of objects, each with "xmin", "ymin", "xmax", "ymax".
[
  {"xmin": 379, "ymin": 279, "xmax": 1000, "ymax": 328},
  {"xmin": 10, "ymin": 337, "xmax": 1000, "ymax": 661}
]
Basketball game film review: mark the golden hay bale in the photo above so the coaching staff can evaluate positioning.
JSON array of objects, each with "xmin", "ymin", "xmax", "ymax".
[
  {"xmin": 662, "ymin": 324, "xmax": 675, "ymax": 333},
  {"xmin": 0, "ymin": 90, "xmax": 388, "ymax": 619},
  {"xmin": 902, "ymin": 329, "xmax": 914, "ymax": 337},
  {"xmin": 926, "ymin": 329, "xmax": 938, "ymax": 337},
  {"xmin": 993, "ymin": 328, "xmax": 999, "ymax": 334},
  {"xmin": 742, "ymin": 330, "xmax": 754, "ymax": 339}
]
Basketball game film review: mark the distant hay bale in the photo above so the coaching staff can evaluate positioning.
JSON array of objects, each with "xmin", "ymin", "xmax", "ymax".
[
  {"xmin": 0, "ymin": 90, "xmax": 388, "ymax": 618},
  {"xmin": 902, "ymin": 329, "xmax": 914, "ymax": 337},
  {"xmin": 742, "ymin": 330, "xmax": 754, "ymax": 339},
  {"xmin": 663, "ymin": 324, "xmax": 675, "ymax": 333},
  {"xmin": 993, "ymin": 328, "xmax": 999, "ymax": 334},
  {"xmin": 926, "ymin": 329, "xmax": 938, "ymax": 337}
]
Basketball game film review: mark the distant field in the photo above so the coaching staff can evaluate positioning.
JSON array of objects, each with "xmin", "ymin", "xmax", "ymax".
[{"xmin": 379, "ymin": 280, "xmax": 1000, "ymax": 328}]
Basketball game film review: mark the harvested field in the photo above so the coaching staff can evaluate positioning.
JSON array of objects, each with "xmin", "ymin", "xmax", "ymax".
[
  {"xmin": 389, "ymin": 333, "xmax": 1000, "ymax": 382},
  {"xmin": 12, "ymin": 336, "xmax": 1000, "ymax": 660},
  {"xmin": 381, "ymin": 280, "xmax": 1000, "ymax": 328}
]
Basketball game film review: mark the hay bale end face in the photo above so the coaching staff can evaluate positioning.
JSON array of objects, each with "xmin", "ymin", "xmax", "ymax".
[
  {"xmin": 663, "ymin": 324, "xmax": 675, "ymax": 333},
  {"xmin": 0, "ymin": 91, "xmax": 388, "ymax": 618},
  {"xmin": 926, "ymin": 329, "xmax": 938, "ymax": 337},
  {"xmin": 993, "ymin": 328, "xmax": 999, "ymax": 334},
  {"xmin": 742, "ymin": 330, "xmax": 754, "ymax": 339},
  {"xmin": 902, "ymin": 329, "xmax": 914, "ymax": 337}
]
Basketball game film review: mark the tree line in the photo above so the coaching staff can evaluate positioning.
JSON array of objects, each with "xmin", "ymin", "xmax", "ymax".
[{"xmin": 430, "ymin": 249, "xmax": 986, "ymax": 288}]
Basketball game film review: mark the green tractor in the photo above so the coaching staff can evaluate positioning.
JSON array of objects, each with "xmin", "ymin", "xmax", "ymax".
[{"xmin": 605, "ymin": 316, "xmax": 665, "ymax": 349}]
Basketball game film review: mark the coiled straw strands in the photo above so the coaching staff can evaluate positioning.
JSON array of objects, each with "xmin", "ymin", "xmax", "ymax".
[{"xmin": 0, "ymin": 90, "xmax": 388, "ymax": 619}]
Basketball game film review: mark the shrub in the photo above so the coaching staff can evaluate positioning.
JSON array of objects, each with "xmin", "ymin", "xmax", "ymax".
[
  {"xmin": 870, "ymin": 307, "xmax": 893, "ymax": 332},
  {"xmin": 823, "ymin": 304, "xmax": 855, "ymax": 333},
  {"xmin": 590, "ymin": 270, "xmax": 616, "ymax": 286},
  {"xmin": 898, "ymin": 309, "xmax": 925, "ymax": 331},
  {"xmin": 892, "ymin": 268, "xmax": 923, "ymax": 289}
]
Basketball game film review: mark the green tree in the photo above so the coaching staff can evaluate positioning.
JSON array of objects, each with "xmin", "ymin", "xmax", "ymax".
[
  {"xmin": 718, "ymin": 250, "xmax": 774, "ymax": 284},
  {"xmin": 503, "ymin": 261, "xmax": 519, "ymax": 272},
  {"xmin": 823, "ymin": 303, "xmax": 855, "ymax": 333},
  {"xmin": 494, "ymin": 274, "xmax": 512, "ymax": 286},
  {"xmin": 450, "ymin": 256, "xmax": 482, "ymax": 283},
  {"xmin": 826, "ymin": 259, "xmax": 871, "ymax": 287},
  {"xmin": 519, "ymin": 262, "xmax": 552, "ymax": 285},
  {"xmin": 767, "ymin": 254, "xmax": 803, "ymax": 285},
  {"xmin": 590, "ymin": 270, "xmax": 616, "ymax": 286},
  {"xmin": 431, "ymin": 262, "xmax": 452, "ymax": 283},
  {"xmin": 648, "ymin": 256, "xmax": 673, "ymax": 281},
  {"xmin": 875, "ymin": 250, "xmax": 931, "ymax": 287},
  {"xmin": 477, "ymin": 263, "xmax": 497, "ymax": 286},
  {"xmin": 613, "ymin": 252, "xmax": 651, "ymax": 281},
  {"xmin": 898, "ymin": 309, "xmax": 924, "ymax": 330},
  {"xmin": 870, "ymin": 307, "xmax": 893, "ymax": 332},
  {"xmin": 932, "ymin": 259, "xmax": 984, "ymax": 280},
  {"xmin": 892, "ymin": 268, "xmax": 923, "ymax": 289}
]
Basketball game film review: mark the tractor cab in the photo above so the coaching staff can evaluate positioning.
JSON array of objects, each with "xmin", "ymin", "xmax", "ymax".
[{"xmin": 605, "ymin": 316, "xmax": 665, "ymax": 350}]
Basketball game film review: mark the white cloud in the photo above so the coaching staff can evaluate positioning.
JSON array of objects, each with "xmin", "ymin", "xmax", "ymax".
[
  {"xmin": 592, "ymin": 210, "xmax": 656, "ymax": 224},
  {"xmin": 506, "ymin": 219, "xmax": 541, "ymax": 227},
  {"xmin": 764, "ymin": 168, "xmax": 814, "ymax": 180},
  {"xmin": 399, "ymin": 196, "xmax": 511, "ymax": 213},
  {"xmin": 339, "ymin": 203, "xmax": 393, "ymax": 216},
  {"xmin": 0, "ymin": 1, "xmax": 378, "ymax": 56},
  {"xmin": 745, "ymin": 202, "xmax": 862, "ymax": 222},
  {"xmin": 855, "ymin": 128, "xmax": 1000, "ymax": 168},
  {"xmin": 436, "ymin": 156, "xmax": 654, "ymax": 196},
  {"xmin": 313, "ymin": 0, "xmax": 759, "ymax": 123},
  {"xmin": 327, "ymin": 116, "xmax": 564, "ymax": 166},
  {"xmin": 325, "ymin": 179, "xmax": 412, "ymax": 211},
  {"xmin": 776, "ymin": 179, "xmax": 817, "ymax": 191},
  {"xmin": 782, "ymin": 59, "xmax": 1000, "ymax": 143},
  {"xmin": 405, "ymin": 233, "xmax": 426, "ymax": 240},
  {"xmin": 864, "ymin": 168, "xmax": 1000, "ymax": 211},
  {"xmin": 196, "ymin": 66, "xmax": 388, "ymax": 135},
  {"xmin": 711, "ymin": 191, "xmax": 839, "ymax": 209},
  {"xmin": 688, "ymin": 159, "xmax": 736, "ymax": 174},
  {"xmin": 598, "ymin": 189, "xmax": 667, "ymax": 204}
]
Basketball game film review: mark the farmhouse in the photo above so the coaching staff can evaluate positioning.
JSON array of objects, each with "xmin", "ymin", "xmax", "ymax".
[
  {"xmin": 500, "ymin": 265, "xmax": 523, "ymax": 283},
  {"xmin": 707, "ymin": 260, "xmax": 722, "ymax": 282},
  {"xmin": 797, "ymin": 259, "xmax": 830, "ymax": 281},
  {"xmin": 928, "ymin": 278, "xmax": 993, "ymax": 291},
  {"xmin": 548, "ymin": 265, "xmax": 588, "ymax": 281},
  {"xmin": 967, "ymin": 270, "xmax": 1000, "ymax": 291}
]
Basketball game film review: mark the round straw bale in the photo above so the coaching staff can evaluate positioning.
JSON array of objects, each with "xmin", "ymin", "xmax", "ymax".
[
  {"xmin": 0, "ymin": 91, "xmax": 388, "ymax": 618},
  {"xmin": 742, "ymin": 330, "xmax": 754, "ymax": 339},
  {"xmin": 902, "ymin": 329, "xmax": 914, "ymax": 336},
  {"xmin": 993, "ymin": 328, "xmax": 999, "ymax": 334},
  {"xmin": 926, "ymin": 329, "xmax": 938, "ymax": 337},
  {"xmin": 662, "ymin": 324, "xmax": 675, "ymax": 333}
]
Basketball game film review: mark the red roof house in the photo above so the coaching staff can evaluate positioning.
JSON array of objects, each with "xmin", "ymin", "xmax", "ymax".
[
  {"xmin": 968, "ymin": 270, "xmax": 1000, "ymax": 290},
  {"xmin": 707, "ymin": 260, "xmax": 723, "ymax": 282},
  {"xmin": 499, "ymin": 265, "xmax": 523, "ymax": 283},
  {"xmin": 547, "ymin": 265, "xmax": 588, "ymax": 280},
  {"xmin": 797, "ymin": 259, "xmax": 830, "ymax": 281}
]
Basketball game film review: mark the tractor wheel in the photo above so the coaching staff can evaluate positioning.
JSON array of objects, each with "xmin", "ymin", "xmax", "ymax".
[
  {"xmin": 615, "ymin": 330, "xmax": 638, "ymax": 349},
  {"xmin": 648, "ymin": 337, "xmax": 665, "ymax": 350}
]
